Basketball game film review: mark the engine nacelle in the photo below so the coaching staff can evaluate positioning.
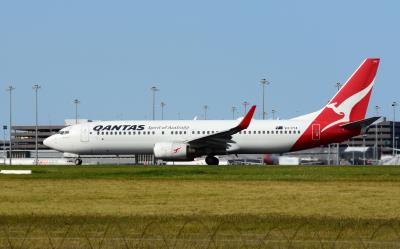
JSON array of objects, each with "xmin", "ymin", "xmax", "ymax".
[{"xmin": 153, "ymin": 142, "xmax": 194, "ymax": 161}]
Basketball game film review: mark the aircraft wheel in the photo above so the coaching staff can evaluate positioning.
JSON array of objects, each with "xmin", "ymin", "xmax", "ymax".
[
  {"xmin": 74, "ymin": 158, "xmax": 82, "ymax": 166},
  {"xmin": 205, "ymin": 156, "xmax": 219, "ymax": 165}
]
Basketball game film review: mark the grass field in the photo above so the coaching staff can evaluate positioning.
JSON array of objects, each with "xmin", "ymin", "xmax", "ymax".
[{"xmin": 0, "ymin": 165, "xmax": 400, "ymax": 248}]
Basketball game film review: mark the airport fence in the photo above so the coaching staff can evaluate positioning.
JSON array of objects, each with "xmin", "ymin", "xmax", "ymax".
[{"xmin": 0, "ymin": 216, "xmax": 399, "ymax": 249}]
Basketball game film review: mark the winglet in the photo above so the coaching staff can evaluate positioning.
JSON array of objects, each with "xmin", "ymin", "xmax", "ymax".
[{"xmin": 238, "ymin": 105, "xmax": 256, "ymax": 129}]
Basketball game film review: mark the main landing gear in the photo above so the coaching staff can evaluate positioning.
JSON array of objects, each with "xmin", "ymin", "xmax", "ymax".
[
  {"xmin": 205, "ymin": 156, "xmax": 219, "ymax": 165},
  {"xmin": 74, "ymin": 158, "xmax": 83, "ymax": 166}
]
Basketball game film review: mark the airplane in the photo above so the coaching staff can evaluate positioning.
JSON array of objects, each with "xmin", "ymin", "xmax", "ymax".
[{"xmin": 44, "ymin": 58, "xmax": 381, "ymax": 165}]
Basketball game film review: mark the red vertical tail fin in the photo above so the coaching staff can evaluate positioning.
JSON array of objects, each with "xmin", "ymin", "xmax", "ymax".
[
  {"xmin": 318, "ymin": 58, "xmax": 380, "ymax": 132},
  {"xmin": 291, "ymin": 58, "xmax": 380, "ymax": 151}
]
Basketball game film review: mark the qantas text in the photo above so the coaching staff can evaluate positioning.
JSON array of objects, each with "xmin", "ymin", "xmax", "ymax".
[{"xmin": 93, "ymin": 125, "xmax": 145, "ymax": 131}]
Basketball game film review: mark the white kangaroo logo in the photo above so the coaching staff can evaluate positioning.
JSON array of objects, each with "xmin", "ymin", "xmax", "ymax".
[{"xmin": 321, "ymin": 81, "xmax": 374, "ymax": 133}]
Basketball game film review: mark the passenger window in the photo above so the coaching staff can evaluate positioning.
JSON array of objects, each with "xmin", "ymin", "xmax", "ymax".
[
  {"xmin": 133, "ymin": 132, "xmax": 136, "ymax": 135},
  {"xmin": 97, "ymin": 132, "xmax": 100, "ymax": 135},
  {"xmin": 207, "ymin": 131, "xmax": 210, "ymax": 134},
  {"xmin": 271, "ymin": 131, "xmax": 274, "ymax": 134},
  {"xmin": 171, "ymin": 131, "xmax": 174, "ymax": 135},
  {"xmin": 152, "ymin": 131, "xmax": 155, "ymax": 135},
  {"xmin": 262, "ymin": 131, "xmax": 265, "ymax": 134},
  {"xmin": 128, "ymin": 132, "xmax": 131, "ymax": 135},
  {"xmin": 106, "ymin": 132, "xmax": 109, "ymax": 135},
  {"xmin": 284, "ymin": 131, "xmax": 287, "ymax": 134},
  {"xmin": 101, "ymin": 132, "xmax": 104, "ymax": 135},
  {"xmin": 192, "ymin": 131, "xmax": 195, "ymax": 134},
  {"xmin": 243, "ymin": 131, "xmax": 246, "ymax": 134},
  {"xmin": 197, "ymin": 131, "xmax": 200, "ymax": 134},
  {"xmin": 184, "ymin": 131, "xmax": 187, "ymax": 134},
  {"xmin": 202, "ymin": 131, "xmax": 205, "ymax": 134},
  {"xmin": 162, "ymin": 131, "xmax": 164, "ymax": 135},
  {"xmin": 179, "ymin": 131, "xmax": 182, "ymax": 135},
  {"xmin": 138, "ymin": 131, "xmax": 141, "ymax": 135},
  {"xmin": 280, "ymin": 131, "xmax": 283, "ymax": 134}
]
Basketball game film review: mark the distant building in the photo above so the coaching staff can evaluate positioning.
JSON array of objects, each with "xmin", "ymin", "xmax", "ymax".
[{"xmin": 343, "ymin": 120, "xmax": 400, "ymax": 155}]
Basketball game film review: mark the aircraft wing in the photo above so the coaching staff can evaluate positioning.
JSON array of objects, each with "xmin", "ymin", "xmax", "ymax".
[{"xmin": 186, "ymin": 106, "xmax": 256, "ymax": 149}]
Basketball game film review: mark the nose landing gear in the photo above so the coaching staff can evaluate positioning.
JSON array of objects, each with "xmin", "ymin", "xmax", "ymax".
[
  {"xmin": 205, "ymin": 156, "xmax": 219, "ymax": 165},
  {"xmin": 74, "ymin": 158, "xmax": 82, "ymax": 166}
]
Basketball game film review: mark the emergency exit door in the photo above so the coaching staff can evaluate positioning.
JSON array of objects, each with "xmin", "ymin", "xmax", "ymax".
[
  {"xmin": 80, "ymin": 124, "xmax": 89, "ymax": 142},
  {"xmin": 312, "ymin": 124, "xmax": 320, "ymax": 140}
]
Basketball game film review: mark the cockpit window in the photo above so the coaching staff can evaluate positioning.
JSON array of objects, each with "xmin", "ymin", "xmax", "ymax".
[{"xmin": 58, "ymin": 130, "xmax": 70, "ymax": 135}]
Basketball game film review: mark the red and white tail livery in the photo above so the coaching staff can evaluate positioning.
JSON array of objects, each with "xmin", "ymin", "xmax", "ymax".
[{"xmin": 44, "ymin": 58, "xmax": 380, "ymax": 165}]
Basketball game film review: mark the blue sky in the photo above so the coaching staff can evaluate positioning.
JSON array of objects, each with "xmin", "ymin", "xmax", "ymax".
[{"xmin": 0, "ymin": 0, "xmax": 399, "ymax": 125}]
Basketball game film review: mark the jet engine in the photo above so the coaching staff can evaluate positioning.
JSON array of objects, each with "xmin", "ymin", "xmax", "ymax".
[{"xmin": 153, "ymin": 142, "xmax": 195, "ymax": 161}]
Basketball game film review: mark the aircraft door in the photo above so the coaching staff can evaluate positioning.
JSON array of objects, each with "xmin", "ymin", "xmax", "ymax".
[
  {"xmin": 80, "ymin": 124, "xmax": 90, "ymax": 142},
  {"xmin": 312, "ymin": 124, "xmax": 320, "ymax": 140}
]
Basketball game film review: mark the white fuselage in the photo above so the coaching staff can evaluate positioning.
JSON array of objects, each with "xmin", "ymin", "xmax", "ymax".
[{"xmin": 44, "ymin": 119, "xmax": 312, "ymax": 156}]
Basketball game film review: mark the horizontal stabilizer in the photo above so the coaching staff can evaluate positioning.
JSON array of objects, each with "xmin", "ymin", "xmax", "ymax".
[{"xmin": 340, "ymin": 116, "xmax": 381, "ymax": 129}]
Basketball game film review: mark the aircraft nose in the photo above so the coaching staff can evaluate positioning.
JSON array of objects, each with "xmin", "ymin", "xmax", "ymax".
[{"xmin": 43, "ymin": 135, "xmax": 56, "ymax": 149}]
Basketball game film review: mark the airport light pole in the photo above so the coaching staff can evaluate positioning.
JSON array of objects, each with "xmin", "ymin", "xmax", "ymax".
[
  {"xmin": 231, "ymin": 106, "xmax": 237, "ymax": 119},
  {"xmin": 243, "ymin": 101, "xmax": 249, "ymax": 116},
  {"xmin": 260, "ymin": 79, "xmax": 270, "ymax": 120},
  {"xmin": 6, "ymin": 86, "xmax": 15, "ymax": 166},
  {"xmin": 73, "ymin": 99, "xmax": 80, "ymax": 124},
  {"xmin": 327, "ymin": 144, "xmax": 330, "ymax": 165},
  {"xmin": 203, "ymin": 105, "xmax": 208, "ymax": 120},
  {"xmin": 335, "ymin": 82, "xmax": 342, "ymax": 165},
  {"xmin": 362, "ymin": 134, "xmax": 367, "ymax": 165},
  {"xmin": 2, "ymin": 125, "xmax": 6, "ymax": 165},
  {"xmin": 272, "ymin": 109, "xmax": 276, "ymax": 120},
  {"xmin": 392, "ymin": 101, "xmax": 398, "ymax": 156},
  {"xmin": 335, "ymin": 82, "xmax": 342, "ymax": 91},
  {"xmin": 336, "ymin": 143, "xmax": 340, "ymax": 165},
  {"xmin": 375, "ymin": 105, "xmax": 380, "ymax": 162},
  {"xmin": 352, "ymin": 139, "xmax": 355, "ymax": 165},
  {"xmin": 33, "ymin": 84, "xmax": 41, "ymax": 166},
  {"xmin": 150, "ymin": 86, "xmax": 159, "ymax": 120},
  {"xmin": 161, "ymin": 101, "xmax": 166, "ymax": 120}
]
